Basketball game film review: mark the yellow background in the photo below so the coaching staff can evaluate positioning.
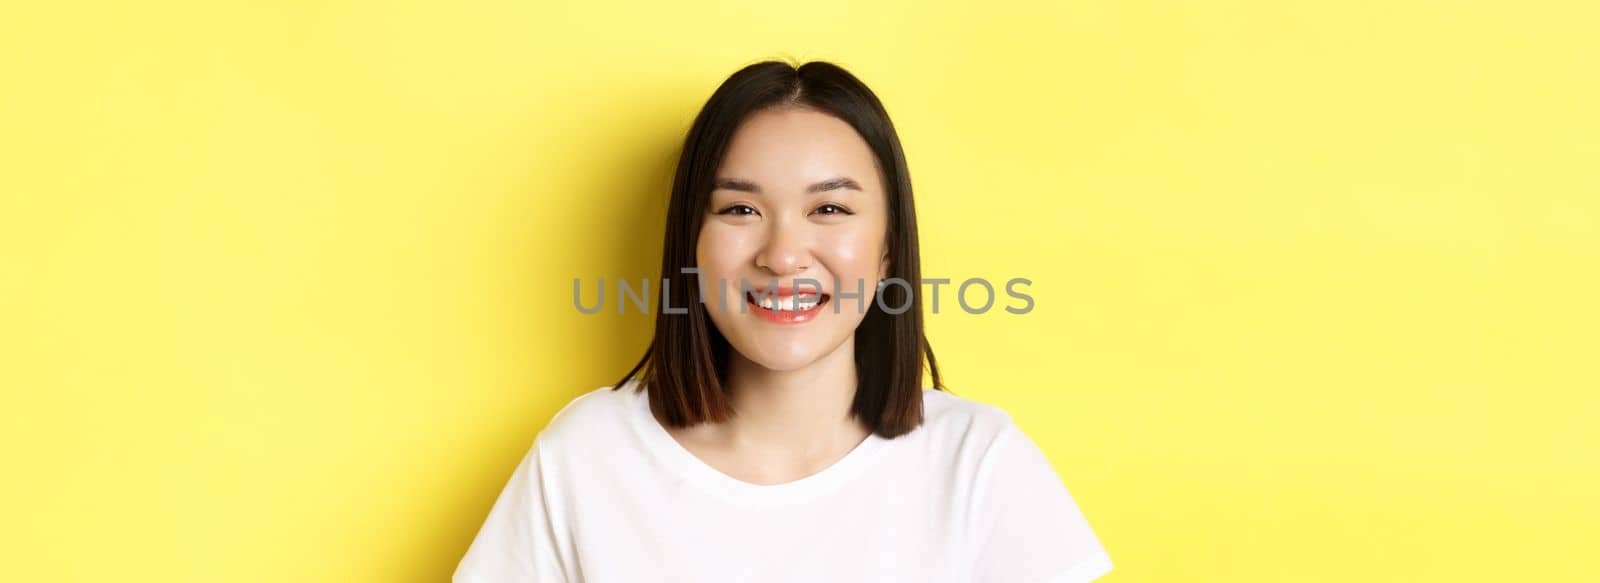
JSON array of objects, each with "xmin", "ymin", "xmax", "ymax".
[{"xmin": 3, "ymin": 1, "xmax": 1596, "ymax": 581}]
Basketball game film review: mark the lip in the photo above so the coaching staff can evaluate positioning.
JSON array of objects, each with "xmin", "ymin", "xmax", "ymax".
[{"xmin": 745, "ymin": 289, "xmax": 831, "ymax": 324}]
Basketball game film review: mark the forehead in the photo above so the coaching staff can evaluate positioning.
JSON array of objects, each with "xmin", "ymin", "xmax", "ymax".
[{"xmin": 715, "ymin": 106, "xmax": 881, "ymax": 191}]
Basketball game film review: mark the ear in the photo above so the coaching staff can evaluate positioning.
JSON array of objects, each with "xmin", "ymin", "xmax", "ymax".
[{"xmin": 877, "ymin": 247, "xmax": 890, "ymax": 282}]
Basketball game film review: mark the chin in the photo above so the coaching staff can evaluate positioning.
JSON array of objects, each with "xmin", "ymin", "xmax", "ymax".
[
  {"xmin": 734, "ymin": 339, "xmax": 838, "ymax": 372},
  {"xmin": 742, "ymin": 349, "xmax": 825, "ymax": 372}
]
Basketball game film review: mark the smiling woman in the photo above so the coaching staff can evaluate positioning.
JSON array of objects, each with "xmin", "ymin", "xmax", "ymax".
[{"xmin": 454, "ymin": 60, "xmax": 1113, "ymax": 582}]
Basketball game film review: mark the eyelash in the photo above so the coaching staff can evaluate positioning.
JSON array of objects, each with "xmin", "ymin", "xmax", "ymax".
[{"xmin": 714, "ymin": 204, "xmax": 854, "ymax": 216}]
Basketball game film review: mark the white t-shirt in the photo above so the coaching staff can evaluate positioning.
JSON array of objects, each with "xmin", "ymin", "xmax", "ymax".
[{"xmin": 454, "ymin": 381, "xmax": 1113, "ymax": 582}]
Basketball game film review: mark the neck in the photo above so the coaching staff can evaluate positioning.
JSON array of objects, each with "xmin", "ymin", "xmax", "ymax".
[{"xmin": 721, "ymin": 337, "xmax": 868, "ymax": 458}]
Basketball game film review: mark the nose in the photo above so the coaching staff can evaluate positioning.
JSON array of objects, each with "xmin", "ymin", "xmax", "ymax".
[{"xmin": 754, "ymin": 217, "xmax": 812, "ymax": 275}]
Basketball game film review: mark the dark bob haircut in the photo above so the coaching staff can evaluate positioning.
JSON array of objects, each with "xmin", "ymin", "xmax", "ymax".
[{"xmin": 612, "ymin": 59, "xmax": 946, "ymax": 439}]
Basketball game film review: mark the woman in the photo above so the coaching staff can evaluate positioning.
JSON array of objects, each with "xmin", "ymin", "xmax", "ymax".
[{"xmin": 455, "ymin": 60, "xmax": 1113, "ymax": 582}]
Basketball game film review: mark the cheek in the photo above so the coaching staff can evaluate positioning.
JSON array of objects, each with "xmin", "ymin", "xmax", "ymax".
[
  {"xmin": 818, "ymin": 227, "xmax": 886, "ymax": 277},
  {"xmin": 696, "ymin": 225, "xmax": 750, "ymax": 279}
]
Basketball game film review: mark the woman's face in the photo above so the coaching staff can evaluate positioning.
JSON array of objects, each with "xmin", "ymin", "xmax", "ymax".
[{"xmin": 696, "ymin": 106, "xmax": 890, "ymax": 373}]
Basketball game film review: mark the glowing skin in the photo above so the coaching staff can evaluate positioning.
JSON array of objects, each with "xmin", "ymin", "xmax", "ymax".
[
  {"xmin": 667, "ymin": 105, "xmax": 891, "ymax": 485},
  {"xmin": 697, "ymin": 105, "xmax": 890, "ymax": 374}
]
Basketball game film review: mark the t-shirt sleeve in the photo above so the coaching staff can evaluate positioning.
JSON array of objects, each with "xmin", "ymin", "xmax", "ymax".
[
  {"xmin": 453, "ymin": 440, "xmax": 570, "ymax": 583},
  {"xmin": 971, "ymin": 423, "xmax": 1114, "ymax": 583}
]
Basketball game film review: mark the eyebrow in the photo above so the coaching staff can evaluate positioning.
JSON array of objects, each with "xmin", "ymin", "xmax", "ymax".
[{"xmin": 712, "ymin": 176, "xmax": 863, "ymax": 194}]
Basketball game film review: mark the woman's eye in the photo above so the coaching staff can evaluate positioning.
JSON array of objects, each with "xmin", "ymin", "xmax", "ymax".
[
  {"xmin": 813, "ymin": 204, "xmax": 854, "ymax": 216},
  {"xmin": 715, "ymin": 204, "xmax": 757, "ymax": 216}
]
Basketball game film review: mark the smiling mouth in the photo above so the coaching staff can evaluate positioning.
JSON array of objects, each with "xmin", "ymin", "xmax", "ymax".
[{"xmin": 745, "ymin": 291, "xmax": 831, "ymax": 313}]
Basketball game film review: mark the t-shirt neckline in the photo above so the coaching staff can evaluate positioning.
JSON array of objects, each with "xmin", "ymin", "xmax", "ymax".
[{"xmin": 627, "ymin": 383, "xmax": 891, "ymax": 505}]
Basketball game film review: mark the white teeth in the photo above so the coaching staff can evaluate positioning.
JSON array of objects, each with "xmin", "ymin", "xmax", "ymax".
[{"xmin": 752, "ymin": 293, "xmax": 824, "ymax": 312}]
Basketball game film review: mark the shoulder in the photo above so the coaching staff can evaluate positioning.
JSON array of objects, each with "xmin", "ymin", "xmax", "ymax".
[
  {"xmin": 919, "ymin": 387, "xmax": 1018, "ymax": 439},
  {"xmin": 915, "ymin": 388, "xmax": 1077, "ymax": 484},
  {"xmin": 912, "ymin": 388, "xmax": 1026, "ymax": 461},
  {"xmin": 533, "ymin": 380, "xmax": 643, "ymax": 452}
]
